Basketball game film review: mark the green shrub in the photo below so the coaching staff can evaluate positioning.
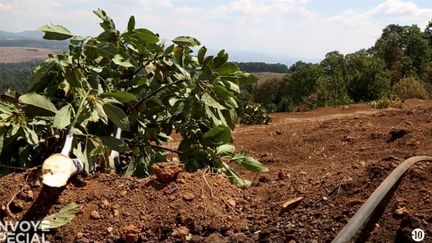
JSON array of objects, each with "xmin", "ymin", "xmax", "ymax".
[
  {"xmin": 369, "ymin": 96, "xmax": 403, "ymax": 109},
  {"xmin": 393, "ymin": 77, "xmax": 429, "ymax": 100},
  {"xmin": 0, "ymin": 10, "xmax": 268, "ymax": 185},
  {"xmin": 240, "ymin": 103, "xmax": 272, "ymax": 125}
]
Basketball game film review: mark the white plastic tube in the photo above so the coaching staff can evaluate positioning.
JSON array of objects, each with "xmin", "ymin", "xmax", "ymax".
[
  {"xmin": 109, "ymin": 128, "xmax": 122, "ymax": 160},
  {"xmin": 41, "ymin": 128, "xmax": 84, "ymax": 187}
]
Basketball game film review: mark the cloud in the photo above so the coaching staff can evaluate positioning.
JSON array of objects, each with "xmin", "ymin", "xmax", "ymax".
[
  {"xmin": 1, "ymin": 0, "xmax": 431, "ymax": 61},
  {"xmin": 327, "ymin": 0, "xmax": 432, "ymax": 33},
  {"xmin": 323, "ymin": 0, "xmax": 432, "ymax": 54},
  {"xmin": 369, "ymin": 0, "xmax": 432, "ymax": 18},
  {"xmin": 135, "ymin": 0, "xmax": 173, "ymax": 10},
  {"xmin": 0, "ymin": 2, "xmax": 12, "ymax": 12},
  {"xmin": 209, "ymin": 0, "xmax": 314, "ymax": 21}
]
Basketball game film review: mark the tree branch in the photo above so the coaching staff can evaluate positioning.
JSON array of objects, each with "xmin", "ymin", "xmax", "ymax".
[
  {"xmin": 127, "ymin": 79, "xmax": 187, "ymax": 113},
  {"xmin": 150, "ymin": 145, "xmax": 182, "ymax": 154}
]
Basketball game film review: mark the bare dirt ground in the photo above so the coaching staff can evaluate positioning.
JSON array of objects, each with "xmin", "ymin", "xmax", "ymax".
[
  {"xmin": 1, "ymin": 99, "xmax": 432, "ymax": 242},
  {"xmin": 0, "ymin": 47, "xmax": 57, "ymax": 63}
]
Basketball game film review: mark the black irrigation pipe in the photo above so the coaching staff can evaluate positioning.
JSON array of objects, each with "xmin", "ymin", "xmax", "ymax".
[{"xmin": 332, "ymin": 155, "xmax": 432, "ymax": 243}]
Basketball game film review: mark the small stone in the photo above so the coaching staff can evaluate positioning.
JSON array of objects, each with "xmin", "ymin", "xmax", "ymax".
[
  {"xmin": 172, "ymin": 226, "xmax": 189, "ymax": 237},
  {"xmin": 394, "ymin": 207, "xmax": 408, "ymax": 217},
  {"xmin": 91, "ymin": 210, "xmax": 101, "ymax": 219},
  {"xmin": 311, "ymin": 240, "xmax": 318, "ymax": 243},
  {"xmin": 152, "ymin": 162, "xmax": 185, "ymax": 183},
  {"xmin": 341, "ymin": 135, "xmax": 354, "ymax": 142},
  {"xmin": 281, "ymin": 197, "xmax": 303, "ymax": 212},
  {"xmin": 183, "ymin": 192, "xmax": 195, "ymax": 201},
  {"xmin": 101, "ymin": 199, "xmax": 110, "ymax": 208},
  {"xmin": 113, "ymin": 209, "xmax": 120, "ymax": 217},
  {"xmin": 121, "ymin": 224, "xmax": 140, "ymax": 242},
  {"xmin": 120, "ymin": 191, "xmax": 127, "ymax": 196},
  {"xmin": 107, "ymin": 227, "xmax": 113, "ymax": 233},
  {"xmin": 322, "ymin": 196, "xmax": 328, "ymax": 201},
  {"xmin": 277, "ymin": 171, "xmax": 287, "ymax": 180},
  {"xmin": 258, "ymin": 175, "xmax": 270, "ymax": 183},
  {"xmin": 76, "ymin": 232, "xmax": 84, "ymax": 238},
  {"xmin": 18, "ymin": 190, "xmax": 34, "ymax": 201},
  {"xmin": 227, "ymin": 199, "xmax": 236, "ymax": 207}
]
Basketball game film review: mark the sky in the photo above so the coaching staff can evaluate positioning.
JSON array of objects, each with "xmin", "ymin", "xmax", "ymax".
[{"xmin": 0, "ymin": 0, "xmax": 432, "ymax": 62}]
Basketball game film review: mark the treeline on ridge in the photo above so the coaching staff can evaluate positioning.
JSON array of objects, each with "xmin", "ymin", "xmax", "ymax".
[
  {"xmin": 235, "ymin": 62, "xmax": 288, "ymax": 73},
  {"xmin": 245, "ymin": 23, "xmax": 432, "ymax": 112}
]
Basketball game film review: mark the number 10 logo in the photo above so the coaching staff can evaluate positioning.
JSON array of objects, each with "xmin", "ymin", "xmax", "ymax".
[{"xmin": 412, "ymin": 228, "xmax": 425, "ymax": 242}]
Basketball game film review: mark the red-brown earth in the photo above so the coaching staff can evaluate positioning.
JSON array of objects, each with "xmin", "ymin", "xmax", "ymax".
[{"xmin": 1, "ymin": 99, "xmax": 431, "ymax": 242}]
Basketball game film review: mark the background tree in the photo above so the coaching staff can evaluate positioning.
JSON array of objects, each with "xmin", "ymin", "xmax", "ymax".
[
  {"xmin": 318, "ymin": 51, "xmax": 350, "ymax": 106},
  {"xmin": 345, "ymin": 50, "xmax": 390, "ymax": 102}
]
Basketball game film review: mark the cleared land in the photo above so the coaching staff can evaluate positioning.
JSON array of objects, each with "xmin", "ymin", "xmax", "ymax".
[
  {"xmin": 0, "ymin": 47, "xmax": 57, "ymax": 63},
  {"xmin": 0, "ymin": 99, "xmax": 431, "ymax": 242}
]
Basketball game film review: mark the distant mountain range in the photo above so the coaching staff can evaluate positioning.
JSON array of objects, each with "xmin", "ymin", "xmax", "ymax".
[
  {"xmin": 0, "ymin": 30, "xmax": 67, "ymax": 49},
  {"xmin": 0, "ymin": 30, "xmax": 319, "ymax": 66}
]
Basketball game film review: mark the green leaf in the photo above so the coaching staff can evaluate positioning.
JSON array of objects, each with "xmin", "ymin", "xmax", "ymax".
[
  {"xmin": 203, "ymin": 125, "xmax": 231, "ymax": 144},
  {"xmin": 70, "ymin": 35, "xmax": 85, "ymax": 45},
  {"xmin": 19, "ymin": 93, "xmax": 57, "ymax": 114},
  {"xmin": 101, "ymin": 91, "xmax": 137, "ymax": 103},
  {"xmin": 39, "ymin": 202, "xmax": 80, "ymax": 230},
  {"xmin": 93, "ymin": 9, "xmax": 116, "ymax": 30},
  {"xmin": 73, "ymin": 143, "xmax": 89, "ymax": 173},
  {"xmin": 235, "ymin": 72, "xmax": 258, "ymax": 85},
  {"xmin": 232, "ymin": 153, "xmax": 269, "ymax": 172},
  {"xmin": 87, "ymin": 42, "xmax": 117, "ymax": 58},
  {"xmin": 217, "ymin": 62, "xmax": 240, "ymax": 75},
  {"xmin": 94, "ymin": 101, "xmax": 108, "ymax": 124},
  {"xmin": 222, "ymin": 109, "xmax": 237, "ymax": 129},
  {"xmin": 216, "ymin": 144, "xmax": 235, "ymax": 155},
  {"xmin": 100, "ymin": 136, "xmax": 128, "ymax": 152},
  {"xmin": 39, "ymin": 24, "xmax": 74, "ymax": 40},
  {"xmin": 103, "ymin": 103, "xmax": 130, "ymax": 131},
  {"xmin": 172, "ymin": 36, "xmax": 200, "ymax": 47},
  {"xmin": 135, "ymin": 29, "xmax": 159, "ymax": 44},
  {"xmin": 127, "ymin": 16, "xmax": 135, "ymax": 32},
  {"xmin": 23, "ymin": 127, "xmax": 38, "ymax": 145},
  {"xmin": 53, "ymin": 105, "xmax": 72, "ymax": 130},
  {"xmin": 29, "ymin": 58, "xmax": 57, "ymax": 91},
  {"xmin": 201, "ymin": 93, "xmax": 225, "ymax": 110},
  {"xmin": 112, "ymin": 54, "xmax": 135, "ymax": 68},
  {"xmin": 214, "ymin": 49, "xmax": 229, "ymax": 67},
  {"xmin": 223, "ymin": 162, "xmax": 252, "ymax": 187},
  {"xmin": 198, "ymin": 46, "xmax": 207, "ymax": 64},
  {"xmin": 224, "ymin": 81, "xmax": 240, "ymax": 93},
  {"xmin": 64, "ymin": 68, "xmax": 82, "ymax": 88},
  {"xmin": 97, "ymin": 30, "xmax": 119, "ymax": 42}
]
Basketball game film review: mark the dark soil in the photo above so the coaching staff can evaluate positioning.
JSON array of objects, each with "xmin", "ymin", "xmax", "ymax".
[{"xmin": 1, "ymin": 99, "xmax": 432, "ymax": 242}]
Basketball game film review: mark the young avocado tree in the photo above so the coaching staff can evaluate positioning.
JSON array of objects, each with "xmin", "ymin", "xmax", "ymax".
[{"xmin": 0, "ymin": 9, "xmax": 268, "ymax": 185}]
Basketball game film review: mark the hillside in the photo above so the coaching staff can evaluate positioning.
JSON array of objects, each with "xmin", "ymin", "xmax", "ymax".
[{"xmin": 0, "ymin": 30, "xmax": 67, "ymax": 49}]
